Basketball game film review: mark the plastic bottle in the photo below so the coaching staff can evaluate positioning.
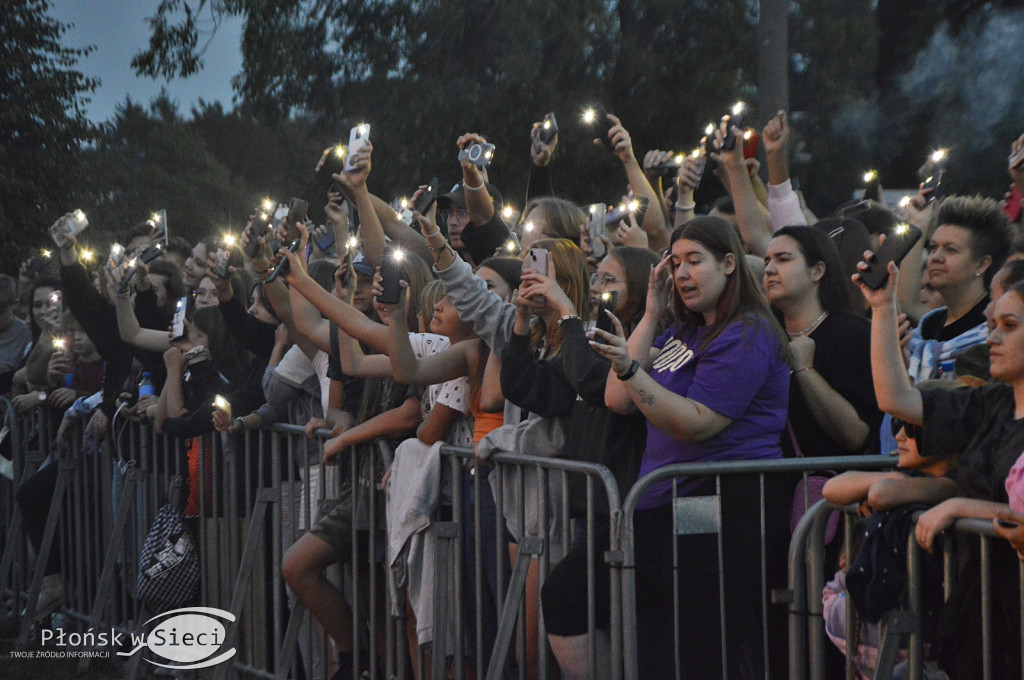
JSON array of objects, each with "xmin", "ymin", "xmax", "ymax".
[{"xmin": 139, "ymin": 371, "xmax": 155, "ymax": 397}]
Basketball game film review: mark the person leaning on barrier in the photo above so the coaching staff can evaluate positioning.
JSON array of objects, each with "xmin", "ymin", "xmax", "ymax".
[
  {"xmin": 854, "ymin": 250, "xmax": 1023, "ymax": 678},
  {"xmin": 588, "ymin": 216, "xmax": 791, "ymax": 680},
  {"xmin": 0, "ymin": 274, "xmax": 31, "ymax": 396}
]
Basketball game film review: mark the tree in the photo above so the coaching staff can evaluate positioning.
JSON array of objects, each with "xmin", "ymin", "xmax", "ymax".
[{"xmin": 0, "ymin": 0, "xmax": 97, "ymax": 274}]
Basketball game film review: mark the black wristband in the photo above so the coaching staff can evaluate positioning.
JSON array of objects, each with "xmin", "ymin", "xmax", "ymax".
[{"xmin": 616, "ymin": 359, "xmax": 640, "ymax": 381}]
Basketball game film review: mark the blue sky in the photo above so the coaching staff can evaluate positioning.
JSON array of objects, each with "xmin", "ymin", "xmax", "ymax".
[{"xmin": 51, "ymin": 0, "xmax": 244, "ymax": 122}]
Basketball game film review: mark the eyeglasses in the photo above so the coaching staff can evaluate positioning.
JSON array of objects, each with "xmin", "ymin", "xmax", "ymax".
[
  {"xmin": 441, "ymin": 208, "xmax": 469, "ymax": 220},
  {"xmin": 890, "ymin": 417, "xmax": 922, "ymax": 440},
  {"xmin": 591, "ymin": 272, "xmax": 621, "ymax": 287}
]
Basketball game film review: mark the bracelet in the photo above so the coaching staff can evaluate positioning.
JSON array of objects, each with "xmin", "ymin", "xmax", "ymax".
[
  {"xmin": 463, "ymin": 179, "xmax": 485, "ymax": 192},
  {"xmin": 791, "ymin": 366, "xmax": 813, "ymax": 375},
  {"xmin": 674, "ymin": 202, "xmax": 696, "ymax": 212},
  {"xmin": 232, "ymin": 417, "xmax": 245, "ymax": 432},
  {"xmin": 556, "ymin": 314, "xmax": 580, "ymax": 327},
  {"xmin": 422, "ymin": 227, "xmax": 441, "ymax": 239},
  {"xmin": 617, "ymin": 359, "xmax": 641, "ymax": 381},
  {"xmin": 429, "ymin": 240, "xmax": 452, "ymax": 254}
]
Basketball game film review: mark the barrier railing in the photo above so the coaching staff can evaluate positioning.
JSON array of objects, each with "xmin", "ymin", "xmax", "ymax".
[
  {"xmin": 0, "ymin": 406, "xmax": 621, "ymax": 680},
  {"xmin": 790, "ymin": 499, "xmax": 1024, "ymax": 680},
  {"xmin": 617, "ymin": 455, "xmax": 896, "ymax": 680}
]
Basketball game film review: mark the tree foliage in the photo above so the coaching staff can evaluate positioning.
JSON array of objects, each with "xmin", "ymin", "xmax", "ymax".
[{"xmin": 0, "ymin": 0, "xmax": 97, "ymax": 274}]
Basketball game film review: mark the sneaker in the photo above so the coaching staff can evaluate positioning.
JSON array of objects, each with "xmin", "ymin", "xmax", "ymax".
[{"xmin": 32, "ymin": 574, "xmax": 65, "ymax": 623}]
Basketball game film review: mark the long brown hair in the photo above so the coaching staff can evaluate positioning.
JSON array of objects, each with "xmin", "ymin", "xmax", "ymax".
[
  {"xmin": 527, "ymin": 238, "xmax": 590, "ymax": 355},
  {"xmin": 606, "ymin": 246, "xmax": 663, "ymax": 337},
  {"xmin": 670, "ymin": 217, "xmax": 788, "ymax": 356}
]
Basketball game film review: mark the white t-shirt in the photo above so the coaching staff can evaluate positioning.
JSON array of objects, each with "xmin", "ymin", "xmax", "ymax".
[{"xmin": 406, "ymin": 333, "xmax": 473, "ymax": 448}]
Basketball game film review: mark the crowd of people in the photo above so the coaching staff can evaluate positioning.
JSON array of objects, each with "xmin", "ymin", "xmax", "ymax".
[{"xmin": 2, "ymin": 106, "xmax": 1024, "ymax": 680}]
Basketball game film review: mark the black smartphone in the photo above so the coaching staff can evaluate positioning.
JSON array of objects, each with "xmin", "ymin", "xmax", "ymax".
[
  {"xmin": 590, "ymin": 105, "xmax": 614, "ymax": 151},
  {"xmin": 922, "ymin": 154, "xmax": 947, "ymax": 205},
  {"xmin": 411, "ymin": 177, "xmax": 439, "ymax": 216},
  {"xmin": 595, "ymin": 290, "xmax": 618, "ymax": 338},
  {"xmin": 858, "ymin": 224, "xmax": 923, "ymax": 290},
  {"xmin": 139, "ymin": 242, "xmax": 164, "ymax": 264},
  {"xmin": 317, "ymin": 145, "xmax": 347, "ymax": 190},
  {"xmin": 171, "ymin": 297, "xmax": 188, "ymax": 342},
  {"xmin": 861, "ymin": 170, "xmax": 881, "ymax": 201},
  {"xmin": 285, "ymin": 198, "xmax": 309, "ymax": 240},
  {"xmin": 212, "ymin": 248, "xmax": 231, "ymax": 279},
  {"xmin": 651, "ymin": 153, "xmax": 685, "ymax": 177},
  {"xmin": 244, "ymin": 207, "xmax": 274, "ymax": 258},
  {"xmin": 377, "ymin": 247, "xmax": 404, "ymax": 305},
  {"xmin": 265, "ymin": 239, "xmax": 302, "ymax": 284},
  {"xmin": 721, "ymin": 102, "xmax": 747, "ymax": 152},
  {"xmin": 537, "ymin": 112, "xmax": 558, "ymax": 145},
  {"xmin": 604, "ymin": 197, "xmax": 649, "ymax": 228},
  {"xmin": 26, "ymin": 255, "xmax": 51, "ymax": 278},
  {"xmin": 348, "ymin": 200, "xmax": 360, "ymax": 236}
]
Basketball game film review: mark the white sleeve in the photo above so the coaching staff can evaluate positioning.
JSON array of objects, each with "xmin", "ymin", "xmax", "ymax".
[{"xmin": 768, "ymin": 178, "xmax": 807, "ymax": 231}]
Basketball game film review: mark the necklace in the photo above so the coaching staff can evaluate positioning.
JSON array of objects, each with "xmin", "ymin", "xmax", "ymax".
[{"xmin": 788, "ymin": 310, "xmax": 828, "ymax": 338}]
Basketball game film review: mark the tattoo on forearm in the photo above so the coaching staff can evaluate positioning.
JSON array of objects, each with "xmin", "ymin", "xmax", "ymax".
[{"xmin": 635, "ymin": 388, "xmax": 655, "ymax": 406}]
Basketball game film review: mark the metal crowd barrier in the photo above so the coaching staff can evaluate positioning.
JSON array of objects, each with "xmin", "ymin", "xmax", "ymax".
[
  {"xmin": 617, "ymin": 455, "xmax": 895, "ymax": 680},
  {"xmin": 0, "ymin": 403, "xmax": 621, "ymax": 680},
  {"xmin": 790, "ymin": 499, "xmax": 1024, "ymax": 680}
]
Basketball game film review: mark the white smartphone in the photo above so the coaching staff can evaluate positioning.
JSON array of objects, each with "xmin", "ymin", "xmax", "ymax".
[{"xmin": 344, "ymin": 124, "xmax": 371, "ymax": 172}]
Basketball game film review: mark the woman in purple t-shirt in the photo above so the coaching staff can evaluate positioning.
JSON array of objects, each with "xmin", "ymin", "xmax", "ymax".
[{"xmin": 592, "ymin": 216, "xmax": 791, "ymax": 678}]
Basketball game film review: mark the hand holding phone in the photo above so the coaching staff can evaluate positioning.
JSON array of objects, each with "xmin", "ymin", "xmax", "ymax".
[
  {"xmin": 587, "ymin": 204, "xmax": 608, "ymax": 259},
  {"xmin": 720, "ymin": 102, "xmax": 747, "ymax": 152},
  {"xmin": 284, "ymin": 198, "xmax": 309, "ymax": 240},
  {"xmin": 170, "ymin": 297, "xmax": 188, "ymax": 342},
  {"xmin": 522, "ymin": 248, "xmax": 550, "ymax": 305},
  {"xmin": 594, "ymin": 290, "xmax": 618, "ymax": 339},
  {"xmin": 377, "ymin": 247, "xmax": 405, "ymax": 305},
  {"xmin": 458, "ymin": 143, "xmax": 495, "ymax": 169},
  {"xmin": 584, "ymin": 106, "xmax": 615, "ymax": 152},
  {"xmin": 411, "ymin": 177, "xmax": 439, "ymax": 218},
  {"xmin": 317, "ymin": 144, "xmax": 347, "ymax": 190},
  {"xmin": 857, "ymin": 224, "xmax": 923, "ymax": 290},
  {"xmin": 49, "ymin": 210, "xmax": 88, "ymax": 247}
]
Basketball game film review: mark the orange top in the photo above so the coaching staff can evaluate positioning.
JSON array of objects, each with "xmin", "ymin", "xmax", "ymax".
[{"xmin": 471, "ymin": 395, "xmax": 503, "ymax": 445}]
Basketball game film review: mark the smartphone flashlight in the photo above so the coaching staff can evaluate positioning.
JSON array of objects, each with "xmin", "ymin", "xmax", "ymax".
[
  {"xmin": 931, "ymin": 149, "xmax": 948, "ymax": 163},
  {"xmin": 72, "ymin": 209, "xmax": 87, "ymax": 224},
  {"xmin": 582, "ymin": 108, "xmax": 596, "ymax": 124},
  {"xmin": 627, "ymin": 199, "xmax": 640, "ymax": 212},
  {"xmin": 346, "ymin": 236, "xmax": 359, "ymax": 250},
  {"xmin": 80, "ymin": 249, "xmax": 95, "ymax": 262},
  {"xmin": 501, "ymin": 205, "xmax": 516, "ymax": 220},
  {"xmin": 223, "ymin": 233, "xmax": 236, "ymax": 247},
  {"xmin": 863, "ymin": 170, "xmax": 878, "ymax": 184},
  {"xmin": 52, "ymin": 336, "xmax": 65, "ymax": 350},
  {"xmin": 391, "ymin": 249, "xmax": 405, "ymax": 262},
  {"xmin": 213, "ymin": 394, "xmax": 232, "ymax": 420},
  {"xmin": 41, "ymin": 249, "xmax": 52, "ymax": 259}
]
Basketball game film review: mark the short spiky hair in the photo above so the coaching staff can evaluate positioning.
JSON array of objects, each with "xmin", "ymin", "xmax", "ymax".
[{"xmin": 936, "ymin": 195, "xmax": 1012, "ymax": 287}]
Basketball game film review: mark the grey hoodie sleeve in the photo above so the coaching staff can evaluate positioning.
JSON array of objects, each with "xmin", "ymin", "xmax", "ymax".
[{"xmin": 435, "ymin": 256, "xmax": 517, "ymax": 356}]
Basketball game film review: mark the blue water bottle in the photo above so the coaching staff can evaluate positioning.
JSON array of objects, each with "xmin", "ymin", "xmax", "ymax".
[{"xmin": 139, "ymin": 372, "xmax": 155, "ymax": 397}]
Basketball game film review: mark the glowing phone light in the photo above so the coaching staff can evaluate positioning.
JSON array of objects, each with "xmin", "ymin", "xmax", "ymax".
[
  {"xmin": 505, "ymin": 239, "xmax": 517, "ymax": 252},
  {"xmin": 501, "ymin": 205, "xmax": 515, "ymax": 220},
  {"xmin": 151, "ymin": 212, "xmax": 161, "ymax": 224},
  {"xmin": 80, "ymin": 249, "xmax": 95, "ymax": 262},
  {"xmin": 931, "ymin": 149, "xmax": 948, "ymax": 163},
  {"xmin": 50, "ymin": 292, "xmax": 60, "ymax": 304},
  {"xmin": 223, "ymin": 233, "xmax": 236, "ymax": 247},
  {"xmin": 731, "ymin": 101, "xmax": 746, "ymax": 116},
  {"xmin": 690, "ymin": 148, "xmax": 701, "ymax": 158},
  {"xmin": 213, "ymin": 395, "xmax": 230, "ymax": 411},
  {"xmin": 600, "ymin": 291, "xmax": 613, "ymax": 303},
  {"xmin": 262, "ymin": 198, "xmax": 275, "ymax": 211},
  {"xmin": 673, "ymin": 153, "xmax": 685, "ymax": 165},
  {"xmin": 346, "ymin": 236, "xmax": 359, "ymax": 250},
  {"xmin": 627, "ymin": 199, "xmax": 640, "ymax": 212},
  {"xmin": 399, "ymin": 197, "xmax": 410, "ymax": 209},
  {"xmin": 333, "ymin": 145, "xmax": 346, "ymax": 158},
  {"xmin": 704, "ymin": 123, "xmax": 715, "ymax": 136},
  {"xmin": 128, "ymin": 258, "xmax": 137, "ymax": 268},
  {"xmin": 742, "ymin": 129, "xmax": 753, "ymax": 141},
  {"xmin": 392, "ymin": 249, "xmax": 405, "ymax": 262},
  {"xmin": 863, "ymin": 170, "xmax": 878, "ymax": 183},
  {"xmin": 52, "ymin": 337, "xmax": 65, "ymax": 350},
  {"xmin": 895, "ymin": 223, "xmax": 910, "ymax": 235},
  {"xmin": 356, "ymin": 124, "xmax": 369, "ymax": 136},
  {"xmin": 41, "ymin": 249, "xmax": 52, "ymax": 258},
  {"xmin": 72, "ymin": 210, "xmax": 86, "ymax": 223},
  {"xmin": 543, "ymin": 120, "xmax": 552, "ymax": 130},
  {"xmin": 898, "ymin": 196, "xmax": 911, "ymax": 208},
  {"xmin": 583, "ymin": 108, "xmax": 596, "ymax": 124},
  {"xmin": 523, "ymin": 220, "xmax": 535, "ymax": 233}
]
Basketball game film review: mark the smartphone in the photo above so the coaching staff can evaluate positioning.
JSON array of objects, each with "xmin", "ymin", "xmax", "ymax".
[
  {"xmin": 650, "ymin": 153, "xmax": 685, "ymax": 177},
  {"xmin": 720, "ymin": 102, "xmax": 747, "ymax": 152},
  {"xmin": 348, "ymin": 200, "xmax": 360, "ymax": 236},
  {"xmin": 139, "ymin": 242, "xmax": 164, "ymax": 264},
  {"xmin": 586, "ymin": 105, "xmax": 615, "ymax": 151},
  {"xmin": 265, "ymin": 239, "xmax": 302, "ymax": 284},
  {"xmin": 49, "ymin": 291, "xmax": 63, "ymax": 320},
  {"xmin": 536, "ymin": 112, "xmax": 558, "ymax": 149},
  {"xmin": 244, "ymin": 209, "xmax": 272, "ymax": 258},
  {"xmin": 171, "ymin": 297, "xmax": 188, "ymax": 342},
  {"xmin": 858, "ymin": 224, "xmax": 923, "ymax": 290},
  {"xmin": 688, "ymin": 150, "xmax": 708, "ymax": 190},
  {"xmin": 149, "ymin": 209, "xmax": 169, "ymax": 245},
  {"xmin": 411, "ymin": 177, "xmax": 439, "ymax": 216},
  {"xmin": 741, "ymin": 129, "xmax": 760, "ymax": 160},
  {"xmin": 594, "ymin": 290, "xmax": 618, "ymax": 339},
  {"xmin": 26, "ymin": 255, "xmax": 51, "ymax": 279},
  {"xmin": 50, "ymin": 210, "xmax": 89, "ymax": 247},
  {"xmin": 212, "ymin": 248, "xmax": 231, "ymax": 278},
  {"xmin": 502, "ymin": 233, "xmax": 522, "ymax": 256},
  {"xmin": 1011, "ymin": 146, "xmax": 1024, "ymax": 171},
  {"xmin": 1005, "ymin": 186, "xmax": 1023, "ymax": 223},
  {"xmin": 212, "ymin": 394, "xmax": 232, "ymax": 421},
  {"xmin": 285, "ymin": 198, "xmax": 309, "ymax": 240},
  {"xmin": 317, "ymin": 144, "xmax": 347, "ymax": 190},
  {"xmin": 314, "ymin": 225, "xmax": 337, "ymax": 252},
  {"xmin": 922, "ymin": 151, "xmax": 948, "ymax": 205},
  {"xmin": 344, "ymin": 124, "xmax": 370, "ymax": 172},
  {"xmin": 377, "ymin": 247, "xmax": 405, "ymax": 305},
  {"xmin": 604, "ymin": 197, "xmax": 649, "ymax": 228},
  {"xmin": 862, "ymin": 170, "xmax": 881, "ymax": 201},
  {"xmin": 587, "ymin": 203, "xmax": 607, "ymax": 259},
  {"xmin": 523, "ymin": 248, "xmax": 550, "ymax": 305},
  {"xmin": 458, "ymin": 143, "xmax": 495, "ymax": 168},
  {"xmin": 108, "ymin": 243, "xmax": 125, "ymax": 270}
]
